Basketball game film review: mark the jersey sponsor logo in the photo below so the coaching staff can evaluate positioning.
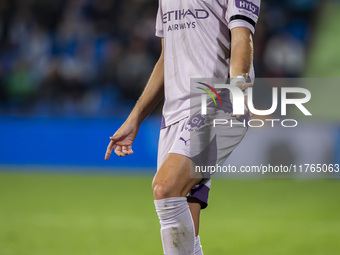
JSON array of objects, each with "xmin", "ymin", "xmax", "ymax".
[
  {"xmin": 163, "ymin": 9, "xmax": 209, "ymax": 32},
  {"xmin": 162, "ymin": 9, "xmax": 209, "ymax": 24},
  {"xmin": 167, "ymin": 22, "xmax": 196, "ymax": 32},
  {"xmin": 235, "ymin": 0, "xmax": 259, "ymax": 16}
]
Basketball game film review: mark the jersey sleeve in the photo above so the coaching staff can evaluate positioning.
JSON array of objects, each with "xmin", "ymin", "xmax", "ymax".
[
  {"xmin": 226, "ymin": 0, "xmax": 261, "ymax": 34},
  {"xmin": 155, "ymin": 2, "xmax": 164, "ymax": 38}
]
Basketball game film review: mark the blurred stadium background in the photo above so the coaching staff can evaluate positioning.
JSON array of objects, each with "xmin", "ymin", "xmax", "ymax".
[{"xmin": 0, "ymin": 0, "xmax": 340, "ymax": 254}]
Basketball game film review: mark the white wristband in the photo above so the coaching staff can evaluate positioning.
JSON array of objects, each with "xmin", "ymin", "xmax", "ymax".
[
  {"xmin": 231, "ymin": 76, "xmax": 248, "ymax": 96},
  {"xmin": 230, "ymin": 76, "xmax": 246, "ymax": 86}
]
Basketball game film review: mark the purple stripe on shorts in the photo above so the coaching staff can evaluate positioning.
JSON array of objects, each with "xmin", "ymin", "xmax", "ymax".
[{"xmin": 190, "ymin": 184, "xmax": 210, "ymax": 209}]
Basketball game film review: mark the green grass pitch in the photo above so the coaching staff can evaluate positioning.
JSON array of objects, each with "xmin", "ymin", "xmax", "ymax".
[{"xmin": 0, "ymin": 172, "xmax": 340, "ymax": 255}]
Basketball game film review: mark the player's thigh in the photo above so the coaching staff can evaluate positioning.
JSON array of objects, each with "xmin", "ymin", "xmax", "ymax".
[{"xmin": 152, "ymin": 153, "xmax": 202, "ymax": 199}]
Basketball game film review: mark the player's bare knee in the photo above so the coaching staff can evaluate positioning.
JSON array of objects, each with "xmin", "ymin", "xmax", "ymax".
[{"xmin": 153, "ymin": 182, "xmax": 172, "ymax": 200}]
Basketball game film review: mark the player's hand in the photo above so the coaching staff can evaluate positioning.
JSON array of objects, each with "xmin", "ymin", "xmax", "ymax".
[
  {"xmin": 231, "ymin": 80, "xmax": 253, "ymax": 119},
  {"xmin": 105, "ymin": 120, "xmax": 139, "ymax": 160}
]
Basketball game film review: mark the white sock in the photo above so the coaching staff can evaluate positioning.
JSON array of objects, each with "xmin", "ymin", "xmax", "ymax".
[
  {"xmin": 194, "ymin": 235, "xmax": 204, "ymax": 255},
  {"xmin": 154, "ymin": 197, "xmax": 195, "ymax": 255}
]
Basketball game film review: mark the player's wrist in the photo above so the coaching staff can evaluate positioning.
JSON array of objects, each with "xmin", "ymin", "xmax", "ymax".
[
  {"xmin": 230, "ymin": 73, "xmax": 248, "ymax": 80},
  {"xmin": 127, "ymin": 112, "xmax": 142, "ymax": 126},
  {"xmin": 230, "ymin": 75, "xmax": 249, "ymax": 96},
  {"xmin": 230, "ymin": 75, "xmax": 246, "ymax": 86}
]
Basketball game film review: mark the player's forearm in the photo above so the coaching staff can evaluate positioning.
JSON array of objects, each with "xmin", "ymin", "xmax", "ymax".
[
  {"xmin": 128, "ymin": 54, "xmax": 164, "ymax": 126},
  {"xmin": 229, "ymin": 28, "xmax": 253, "ymax": 79}
]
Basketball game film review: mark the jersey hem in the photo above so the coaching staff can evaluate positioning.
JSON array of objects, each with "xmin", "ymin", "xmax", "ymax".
[
  {"xmin": 155, "ymin": 29, "xmax": 164, "ymax": 38},
  {"xmin": 160, "ymin": 115, "xmax": 189, "ymax": 129},
  {"xmin": 228, "ymin": 20, "xmax": 255, "ymax": 34}
]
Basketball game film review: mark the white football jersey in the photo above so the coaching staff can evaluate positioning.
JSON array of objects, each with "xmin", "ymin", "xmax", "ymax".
[{"xmin": 156, "ymin": 0, "xmax": 261, "ymax": 127}]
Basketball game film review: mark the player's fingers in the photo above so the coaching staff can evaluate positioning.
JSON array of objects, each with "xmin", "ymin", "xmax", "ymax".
[
  {"xmin": 114, "ymin": 145, "xmax": 125, "ymax": 157},
  {"xmin": 127, "ymin": 145, "xmax": 133, "ymax": 155},
  {"xmin": 114, "ymin": 145, "xmax": 122, "ymax": 155},
  {"xmin": 244, "ymin": 95, "xmax": 254, "ymax": 117},
  {"xmin": 110, "ymin": 131, "xmax": 123, "ymax": 142},
  {"xmin": 122, "ymin": 146, "xmax": 129, "ymax": 154},
  {"xmin": 110, "ymin": 135, "xmax": 119, "ymax": 142},
  {"xmin": 237, "ymin": 82, "xmax": 253, "ymax": 91},
  {"xmin": 231, "ymin": 113, "xmax": 241, "ymax": 118},
  {"xmin": 231, "ymin": 111, "xmax": 252, "ymax": 118},
  {"xmin": 105, "ymin": 140, "xmax": 116, "ymax": 160},
  {"xmin": 244, "ymin": 82, "xmax": 253, "ymax": 89}
]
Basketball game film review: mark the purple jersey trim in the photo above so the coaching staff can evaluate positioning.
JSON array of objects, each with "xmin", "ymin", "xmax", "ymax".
[
  {"xmin": 160, "ymin": 115, "xmax": 166, "ymax": 129},
  {"xmin": 155, "ymin": 29, "xmax": 164, "ymax": 38}
]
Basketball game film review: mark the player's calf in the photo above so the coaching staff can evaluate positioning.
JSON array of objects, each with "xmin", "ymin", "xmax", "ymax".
[{"xmin": 153, "ymin": 153, "xmax": 200, "ymax": 255}]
